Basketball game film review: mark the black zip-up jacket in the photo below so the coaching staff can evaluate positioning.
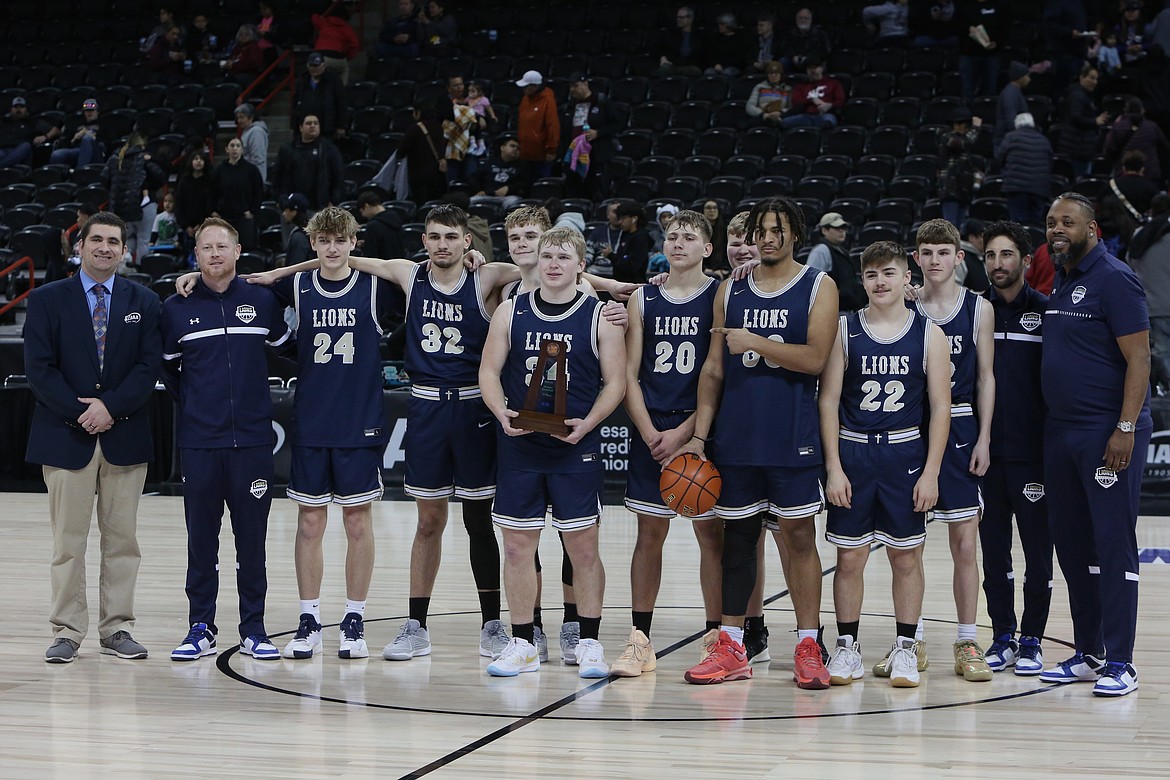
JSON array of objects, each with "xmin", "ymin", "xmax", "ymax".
[{"xmin": 986, "ymin": 283, "xmax": 1047, "ymax": 461}]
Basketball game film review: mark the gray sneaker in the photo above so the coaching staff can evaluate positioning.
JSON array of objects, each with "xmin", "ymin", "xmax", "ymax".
[
  {"xmin": 100, "ymin": 631, "xmax": 148, "ymax": 659},
  {"xmin": 560, "ymin": 621, "xmax": 580, "ymax": 665},
  {"xmin": 533, "ymin": 625, "xmax": 550, "ymax": 663},
  {"xmin": 383, "ymin": 618, "xmax": 432, "ymax": 661},
  {"xmin": 45, "ymin": 637, "xmax": 79, "ymax": 663},
  {"xmin": 479, "ymin": 619, "xmax": 511, "ymax": 658}
]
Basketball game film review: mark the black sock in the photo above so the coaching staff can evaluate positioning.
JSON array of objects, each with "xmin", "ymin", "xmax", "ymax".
[
  {"xmin": 579, "ymin": 615, "xmax": 601, "ymax": 640},
  {"xmin": 896, "ymin": 622, "xmax": 917, "ymax": 642},
  {"xmin": 513, "ymin": 622, "xmax": 535, "ymax": 643},
  {"xmin": 409, "ymin": 597, "xmax": 430, "ymax": 629},
  {"xmin": 478, "ymin": 590, "xmax": 501, "ymax": 625},
  {"xmin": 706, "ymin": 620, "xmax": 721, "ymax": 631},
  {"xmin": 744, "ymin": 615, "xmax": 765, "ymax": 634},
  {"xmin": 632, "ymin": 610, "xmax": 653, "ymax": 636},
  {"xmin": 564, "ymin": 601, "xmax": 579, "ymax": 624},
  {"xmin": 837, "ymin": 620, "xmax": 860, "ymax": 643},
  {"xmin": 533, "ymin": 607, "xmax": 543, "ymax": 629}
]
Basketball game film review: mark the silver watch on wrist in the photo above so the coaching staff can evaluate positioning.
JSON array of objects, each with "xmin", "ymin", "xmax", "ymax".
[{"xmin": 1117, "ymin": 420, "xmax": 1136, "ymax": 434}]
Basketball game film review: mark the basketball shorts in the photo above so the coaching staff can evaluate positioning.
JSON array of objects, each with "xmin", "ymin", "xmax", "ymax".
[
  {"xmin": 933, "ymin": 411, "xmax": 983, "ymax": 523},
  {"xmin": 826, "ymin": 433, "xmax": 927, "ymax": 549},
  {"xmin": 492, "ymin": 467, "xmax": 603, "ymax": 533},
  {"xmin": 716, "ymin": 463, "xmax": 825, "ymax": 528},
  {"xmin": 404, "ymin": 388, "xmax": 497, "ymax": 500},
  {"xmin": 624, "ymin": 410, "xmax": 716, "ymax": 520},
  {"xmin": 287, "ymin": 445, "xmax": 384, "ymax": 506}
]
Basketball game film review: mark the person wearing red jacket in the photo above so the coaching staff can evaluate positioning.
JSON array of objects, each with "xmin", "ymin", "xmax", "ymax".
[
  {"xmin": 312, "ymin": 6, "xmax": 360, "ymax": 84},
  {"xmin": 515, "ymin": 70, "xmax": 560, "ymax": 180},
  {"xmin": 781, "ymin": 59, "xmax": 845, "ymax": 128}
]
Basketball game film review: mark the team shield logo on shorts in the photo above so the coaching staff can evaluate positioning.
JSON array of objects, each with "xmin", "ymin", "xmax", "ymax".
[
  {"xmin": 250, "ymin": 479, "xmax": 268, "ymax": 498},
  {"xmin": 1022, "ymin": 482, "xmax": 1045, "ymax": 502},
  {"xmin": 1071, "ymin": 286, "xmax": 1087, "ymax": 305},
  {"xmin": 1094, "ymin": 468, "xmax": 1117, "ymax": 488},
  {"xmin": 1020, "ymin": 312, "xmax": 1041, "ymax": 332},
  {"xmin": 236, "ymin": 304, "xmax": 257, "ymax": 323}
]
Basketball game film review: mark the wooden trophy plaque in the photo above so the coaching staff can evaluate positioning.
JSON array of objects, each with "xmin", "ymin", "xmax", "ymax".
[{"xmin": 513, "ymin": 338, "xmax": 571, "ymax": 436}]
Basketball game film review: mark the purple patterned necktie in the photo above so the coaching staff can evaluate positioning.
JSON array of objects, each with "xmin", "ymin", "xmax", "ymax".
[{"xmin": 93, "ymin": 283, "xmax": 107, "ymax": 371}]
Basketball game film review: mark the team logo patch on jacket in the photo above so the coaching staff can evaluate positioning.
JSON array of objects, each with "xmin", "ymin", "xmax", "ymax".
[
  {"xmin": 1071, "ymin": 286, "xmax": 1087, "ymax": 304},
  {"xmin": 1020, "ymin": 312, "xmax": 1041, "ymax": 331},
  {"xmin": 250, "ymin": 479, "xmax": 268, "ymax": 498},
  {"xmin": 236, "ymin": 304, "xmax": 257, "ymax": 323},
  {"xmin": 1094, "ymin": 468, "xmax": 1117, "ymax": 488},
  {"xmin": 1023, "ymin": 482, "xmax": 1045, "ymax": 502},
  {"xmin": 124, "ymin": 312, "xmax": 141, "ymax": 324}
]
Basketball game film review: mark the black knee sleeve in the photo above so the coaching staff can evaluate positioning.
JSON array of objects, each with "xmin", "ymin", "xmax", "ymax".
[
  {"xmin": 559, "ymin": 531, "xmax": 574, "ymax": 587},
  {"xmin": 721, "ymin": 514, "xmax": 763, "ymax": 616},
  {"xmin": 462, "ymin": 498, "xmax": 500, "ymax": 591}
]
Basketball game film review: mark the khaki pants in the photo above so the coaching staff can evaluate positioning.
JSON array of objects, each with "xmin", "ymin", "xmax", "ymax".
[{"xmin": 43, "ymin": 442, "xmax": 147, "ymax": 644}]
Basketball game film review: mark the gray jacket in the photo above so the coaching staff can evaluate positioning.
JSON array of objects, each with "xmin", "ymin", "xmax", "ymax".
[
  {"xmin": 240, "ymin": 120, "xmax": 269, "ymax": 184},
  {"xmin": 997, "ymin": 126, "xmax": 1052, "ymax": 197}
]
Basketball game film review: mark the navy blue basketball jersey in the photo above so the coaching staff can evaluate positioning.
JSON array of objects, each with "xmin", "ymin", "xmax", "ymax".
[
  {"xmin": 292, "ymin": 270, "xmax": 389, "ymax": 447},
  {"xmin": 915, "ymin": 287, "xmax": 980, "ymax": 406},
  {"xmin": 501, "ymin": 291, "xmax": 604, "ymax": 470},
  {"xmin": 839, "ymin": 310, "xmax": 931, "ymax": 433},
  {"xmin": 637, "ymin": 278, "xmax": 719, "ymax": 414},
  {"xmin": 404, "ymin": 264, "xmax": 492, "ymax": 387},
  {"xmin": 716, "ymin": 267, "xmax": 826, "ymax": 466}
]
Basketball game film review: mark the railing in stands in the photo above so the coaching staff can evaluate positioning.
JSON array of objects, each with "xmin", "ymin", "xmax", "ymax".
[
  {"xmin": 238, "ymin": 49, "xmax": 297, "ymax": 120},
  {"xmin": 0, "ymin": 255, "xmax": 35, "ymax": 318}
]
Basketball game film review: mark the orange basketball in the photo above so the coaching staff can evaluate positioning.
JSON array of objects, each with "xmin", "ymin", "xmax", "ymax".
[{"xmin": 659, "ymin": 453, "xmax": 722, "ymax": 517}]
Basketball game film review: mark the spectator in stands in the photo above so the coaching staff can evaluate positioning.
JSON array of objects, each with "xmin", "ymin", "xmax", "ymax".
[
  {"xmin": 175, "ymin": 151, "xmax": 214, "ymax": 255},
  {"xmin": 50, "ymin": 98, "xmax": 101, "ymax": 170},
  {"xmin": 560, "ymin": 72, "xmax": 623, "ymax": 201},
  {"xmin": 186, "ymin": 14, "xmax": 216, "ymax": 63},
  {"xmin": 612, "ymin": 200, "xmax": 653, "ymax": 283},
  {"xmin": 515, "ymin": 70, "xmax": 560, "ymax": 180},
  {"xmin": 377, "ymin": 0, "xmax": 421, "ymax": 59},
  {"xmin": 725, "ymin": 211, "xmax": 758, "ymax": 271},
  {"xmin": 657, "ymin": 5, "xmax": 705, "ymax": 77},
  {"xmin": 281, "ymin": 193, "xmax": 313, "ymax": 267},
  {"xmin": 959, "ymin": 219, "xmax": 990, "ymax": 291},
  {"xmin": 1112, "ymin": 150, "xmax": 1159, "ymax": 216},
  {"xmin": 587, "ymin": 200, "xmax": 625, "ymax": 277},
  {"xmin": 1043, "ymin": 0, "xmax": 1091, "ymax": 91},
  {"xmin": 1127, "ymin": 192, "xmax": 1170, "ymax": 390},
  {"xmin": 417, "ymin": 0, "xmax": 458, "ymax": 55},
  {"xmin": 997, "ymin": 113, "xmax": 1053, "ymax": 228},
  {"xmin": 746, "ymin": 62, "xmax": 790, "ymax": 125},
  {"xmin": 103, "ymin": 132, "xmax": 165, "ymax": 264},
  {"xmin": 256, "ymin": 2, "xmax": 287, "ymax": 51},
  {"xmin": 1057, "ymin": 63, "xmax": 1108, "ymax": 179},
  {"xmin": 938, "ymin": 107, "xmax": 986, "ymax": 229},
  {"xmin": 356, "ymin": 190, "xmax": 406, "ymax": 260},
  {"xmin": 61, "ymin": 203, "xmax": 95, "ymax": 271},
  {"xmin": 994, "ymin": 62, "xmax": 1031, "ymax": 155},
  {"xmin": 863, "ymin": 0, "xmax": 911, "ymax": 47},
  {"xmin": 311, "ymin": 4, "xmax": 360, "ymax": 85},
  {"xmin": 779, "ymin": 8, "xmax": 832, "ymax": 71},
  {"xmin": 397, "ymin": 100, "xmax": 449, "ymax": 206},
  {"xmin": 295, "ymin": 52, "xmax": 347, "ymax": 140},
  {"xmin": 705, "ymin": 13, "xmax": 745, "ymax": 77},
  {"xmin": 648, "ymin": 203, "xmax": 678, "ymax": 252},
  {"xmin": 443, "ymin": 96, "xmax": 479, "ymax": 184},
  {"xmin": 702, "ymin": 199, "xmax": 728, "ymax": 274},
  {"xmin": 751, "ymin": 13, "xmax": 780, "ymax": 74},
  {"xmin": 146, "ymin": 25, "xmax": 186, "ymax": 83},
  {"xmin": 150, "ymin": 192, "xmax": 180, "ymax": 250},
  {"xmin": 442, "ymin": 191, "xmax": 493, "ymax": 259},
  {"xmin": 781, "ymin": 58, "xmax": 844, "ymax": 128},
  {"xmin": 472, "ymin": 136, "xmax": 528, "ymax": 208},
  {"xmin": 211, "ymin": 137, "xmax": 264, "ymax": 250},
  {"xmin": 270, "ymin": 114, "xmax": 344, "ymax": 211},
  {"xmin": 911, "ymin": 0, "xmax": 961, "ymax": 47},
  {"xmin": 1098, "ymin": 31, "xmax": 1122, "ymax": 74},
  {"xmin": 234, "ymin": 104, "xmax": 269, "ymax": 186},
  {"xmin": 808, "ymin": 212, "xmax": 866, "ymax": 313},
  {"xmin": 224, "ymin": 24, "xmax": 266, "ymax": 87},
  {"xmin": 959, "ymin": 0, "xmax": 1004, "ymax": 101},
  {"xmin": 1150, "ymin": 1, "xmax": 1170, "ymax": 57},
  {"xmin": 1105, "ymin": 97, "xmax": 1170, "ymax": 185},
  {"xmin": 1114, "ymin": 1, "xmax": 1149, "ymax": 66}
]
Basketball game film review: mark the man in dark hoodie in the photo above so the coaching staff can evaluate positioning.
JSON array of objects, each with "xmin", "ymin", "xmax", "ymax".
[
  {"xmin": 270, "ymin": 114, "xmax": 343, "ymax": 211},
  {"xmin": 356, "ymin": 190, "xmax": 405, "ymax": 260}
]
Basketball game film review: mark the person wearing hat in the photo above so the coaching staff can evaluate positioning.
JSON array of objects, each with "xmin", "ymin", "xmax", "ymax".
[
  {"xmin": 515, "ymin": 70, "xmax": 560, "ymax": 180},
  {"xmin": 0, "ymin": 96, "xmax": 60, "ymax": 168},
  {"xmin": 50, "ymin": 98, "xmax": 103, "ymax": 169},
  {"xmin": 234, "ymin": 103, "xmax": 269, "ymax": 185},
  {"xmin": 294, "ymin": 51, "xmax": 347, "ymax": 139},
  {"xmin": 281, "ymin": 193, "xmax": 313, "ymax": 267},
  {"xmin": 808, "ymin": 212, "xmax": 866, "ymax": 313},
  {"xmin": 994, "ymin": 61, "xmax": 1031, "ymax": 155},
  {"xmin": 559, "ymin": 73, "xmax": 623, "ymax": 200},
  {"xmin": 612, "ymin": 200, "xmax": 654, "ymax": 283}
]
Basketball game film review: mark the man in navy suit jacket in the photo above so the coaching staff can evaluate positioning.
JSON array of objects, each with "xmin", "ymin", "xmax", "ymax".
[{"xmin": 24, "ymin": 211, "xmax": 162, "ymax": 663}]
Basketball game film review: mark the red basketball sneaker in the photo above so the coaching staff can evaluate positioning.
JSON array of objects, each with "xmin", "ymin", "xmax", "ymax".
[
  {"xmin": 794, "ymin": 636, "xmax": 831, "ymax": 690},
  {"xmin": 684, "ymin": 631, "xmax": 753, "ymax": 685}
]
